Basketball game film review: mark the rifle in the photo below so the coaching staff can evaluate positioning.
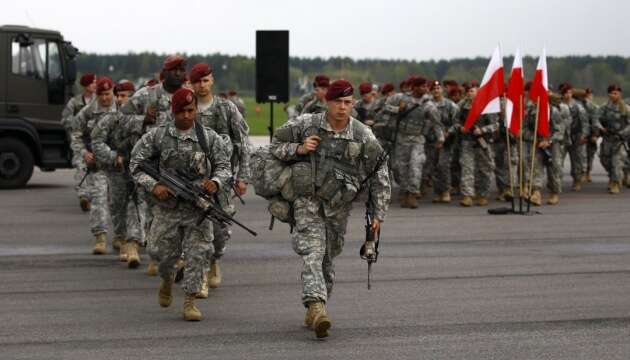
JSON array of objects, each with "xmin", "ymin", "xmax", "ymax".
[
  {"xmin": 228, "ymin": 176, "xmax": 246, "ymax": 205},
  {"xmin": 359, "ymin": 193, "xmax": 379, "ymax": 290},
  {"xmin": 138, "ymin": 162, "xmax": 257, "ymax": 236}
]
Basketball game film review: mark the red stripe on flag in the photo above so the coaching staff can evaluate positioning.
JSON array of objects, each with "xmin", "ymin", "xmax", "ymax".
[
  {"xmin": 506, "ymin": 68, "xmax": 524, "ymax": 135},
  {"xmin": 464, "ymin": 69, "xmax": 504, "ymax": 129},
  {"xmin": 528, "ymin": 69, "xmax": 550, "ymax": 137}
]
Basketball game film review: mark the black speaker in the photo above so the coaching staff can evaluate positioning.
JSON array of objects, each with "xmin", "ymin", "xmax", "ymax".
[{"xmin": 256, "ymin": 30, "xmax": 289, "ymax": 103}]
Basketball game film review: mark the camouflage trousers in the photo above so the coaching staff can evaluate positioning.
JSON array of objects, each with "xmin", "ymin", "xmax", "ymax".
[
  {"xmin": 107, "ymin": 171, "xmax": 146, "ymax": 244},
  {"xmin": 568, "ymin": 141, "xmax": 587, "ymax": 181},
  {"xmin": 433, "ymin": 144, "xmax": 455, "ymax": 195},
  {"xmin": 393, "ymin": 139, "xmax": 425, "ymax": 194},
  {"xmin": 451, "ymin": 144, "xmax": 461, "ymax": 192},
  {"xmin": 292, "ymin": 197, "xmax": 349, "ymax": 306},
  {"xmin": 521, "ymin": 142, "xmax": 547, "ymax": 192},
  {"xmin": 493, "ymin": 140, "xmax": 518, "ymax": 194},
  {"xmin": 421, "ymin": 142, "xmax": 438, "ymax": 194},
  {"xmin": 72, "ymin": 154, "xmax": 91, "ymax": 199},
  {"xmin": 459, "ymin": 140, "xmax": 495, "ymax": 198},
  {"xmin": 210, "ymin": 190, "xmax": 235, "ymax": 261},
  {"xmin": 85, "ymin": 170, "xmax": 109, "ymax": 236},
  {"xmin": 586, "ymin": 139, "xmax": 598, "ymax": 175},
  {"xmin": 599, "ymin": 138, "xmax": 628, "ymax": 182},
  {"xmin": 147, "ymin": 204, "xmax": 213, "ymax": 295}
]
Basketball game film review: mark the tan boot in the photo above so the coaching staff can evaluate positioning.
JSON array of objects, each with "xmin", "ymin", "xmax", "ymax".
[
  {"xmin": 547, "ymin": 193, "xmax": 559, "ymax": 205},
  {"xmin": 92, "ymin": 233, "xmax": 107, "ymax": 255},
  {"xmin": 400, "ymin": 192, "xmax": 409, "ymax": 208},
  {"xmin": 146, "ymin": 260, "xmax": 158, "ymax": 276},
  {"xmin": 502, "ymin": 189, "xmax": 513, "ymax": 201},
  {"xmin": 580, "ymin": 175, "xmax": 588, "ymax": 185},
  {"xmin": 127, "ymin": 241, "xmax": 141, "ymax": 269},
  {"xmin": 609, "ymin": 181, "xmax": 621, "ymax": 194},
  {"xmin": 571, "ymin": 178, "xmax": 582, "ymax": 192},
  {"xmin": 118, "ymin": 241, "xmax": 129, "ymax": 262},
  {"xmin": 183, "ymin": 295, "xmax": 202, "ymax": 321},
  {"xmin": 460, "ymin": 196, "xmax": 473, "ymax": 207},
  {"xmin": 197, "ymin": 272, "xmax": 209, "ymax": 299},
  {"xmin": 112, "ymin": 236, "xmax": 124, "ymax": 251},
  {"xmin": 79, "ymin": 196, "xmax": 91, "ymax": 212},
  {"xmin": 308, "ymin": 302, "xmax": 331, "ymax": 338},
  {"xmin": 440, "ymin": 192, "xmax": 451, "ymax": 203},
  {"xmin": 476, "ymin": 196, "xmax": 489, "ymax": 206},
  {"xmin": 158, "ymin": 277, "xmax": 173, "ymax": 308},
  {"xmin": 207, "ymin": 260, "xmax": 222, "ymax": 289},
  {"xmin": 407, "ymin": 193, "xmax": 419, "ymax": 209},
  {"xmin": 304, "ymin": 304, "xmax": 316, "ymax": 328},
  {"xmin": 529, "ymin": 190, "xmax": 542, "ymax": 206}
]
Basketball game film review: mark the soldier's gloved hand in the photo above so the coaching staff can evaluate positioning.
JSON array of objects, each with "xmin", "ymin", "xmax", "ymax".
[
  {"xmin": 234, "ymin": 180, "xmax": 248, "ymax": 196},
  {"xmin": 84, "ymin": 151, "xmax": 95, "ymax": 165},
  {"xmin": 538, "ymin": 140, "xmax": 550, "ymax": 149},
  {"xmin": 115, "ymin": 155, "xmax": 125, "ymax": 171},
  {"xmin": 579, "ymin": 136, "xmax": 588, "ymax": 144},
  {"xmin": 152, "ymin": 184, "xmax": 172, "ymax": 201},
  {"xmin": 202, "ymin": 179, "xmax": 218, "ymax": 194},
  {"xmin": 460, "ymin": 127, "xmax": 470, "ymax": 134},
  {"xmin": 144, "ymin": 105, "xmax": 157, "ymax": 125},
  {"xmin": 473, "ymin": 128, "xmax": 483, "ymax": 136},
  {"xmin": 297, "ymin": 135, "xmax": 321, "ymax": 155},
  {"xmin": 372, "ymin": 218, "xmax": 381, "ymax": 234}
]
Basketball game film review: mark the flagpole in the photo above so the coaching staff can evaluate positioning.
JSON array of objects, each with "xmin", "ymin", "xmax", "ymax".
[
  {"xmin": 518, "ymin": 95, "xmax": 524, "ymax": 213},
  {"xmin": 527, "ymin": 98, "xmax": 541, "ymax": 213},
  {"xmin": 505, "ymin": 114, "xmax": 515, "ymax": 212}
]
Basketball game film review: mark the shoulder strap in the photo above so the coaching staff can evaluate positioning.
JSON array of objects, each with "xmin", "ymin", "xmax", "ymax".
[{"xmin": 194, "ymin": 121, "xmax": 211, "ymax": 156}]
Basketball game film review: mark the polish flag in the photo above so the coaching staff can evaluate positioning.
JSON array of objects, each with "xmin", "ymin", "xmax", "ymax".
[
  {"xmin": 505, "ymin": 49, "xmax": 524, "ymax": 136},
  {"xmin": 528, "ymin": 49, "xmax": 550, "ymax": 137},
  {"xmin": 464, "ymin": 46, "xmax": 505, "ymax": 130}
]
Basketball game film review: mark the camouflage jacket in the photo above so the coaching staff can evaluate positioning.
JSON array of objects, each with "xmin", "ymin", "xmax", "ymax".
[
  {"xmin": 550, "ymin": 102, "xmax": 572, "ymax": 144},
  {"xmin": 458, "ymin": 97, "xmax": 499, "ymax": 142},
  {"xmin": 70, "ymin": 100, "xmax": 118, "ymax": 167},
  {"xmin": 353, "ymin": 99, "xmax": 377, "ymax": 124},
  {"xmin": 566, "ymin": 99, "xmax": 589, "ymax": 139},
  {"xmin": 300, "ymin": 96, "xmax": 327, "ymax": 116},
  {"xmin": 432, "ymin": 97, "xmax": 460, "ymax": 143},
  {"xmin": 197, "ymin": 97, "xmax": 252, "ymax": 182},
  {"xmin": 397, "ymin": 94, "xmax": 440, "ymax": 144},
  {"xmin": 61, "ymin": 93, "xmax": 94, "ymax": 131},
  {"xmin": 593, "ymin": 101, "xmax": 630, "ymax": 140},
  {"xmin": 294, "ymin": 92, "xmax": 316, "ymax": 116},
  {"xmin": 91, "ymin": 112, "xmax": 138, "ymax": 171},
  {"xmin": 129, "ymin": 122, "xmax": 232, "ymax": 208},
  {"xmin": 120, "ymin": 83, "xmax": 175, "ymax": 147},
  {"xmin": 228, "ymin": 96, "xmax": 246, "ymax": 117},
  {"xmin": 269, "ymin": 112, "xmax": 391, "ymax": 221}
]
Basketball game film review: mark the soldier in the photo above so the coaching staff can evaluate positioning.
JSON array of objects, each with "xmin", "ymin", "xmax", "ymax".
[
  {"xmin": 354, "ymin": 82, "xmax": 377, "ymax": 126},
  {"xmin": 114, "ymin": 80, "xmax": 135, "ymax": 107},
  {"xmin": 92, "ymin": 80, "xmax": 145, "ymax": 268},
  {"xmin": 559, "ymin": 83, "xmax": 589, "ymax": 191},
  {"xmin": 300, "ymin": 75, "xmax": 330, "ymax": 116},
  {"xmin": 520, "ymin": 97, "xmax": 549, "ymax": 206},
  {"xmin": 294, "ymin": 75, "xmax": 329, "ymax": 117},
  {"xmin": 71, "ymin": 77, "xmax": 117, "ymax": 254},
  {"xmin": 227, "ymin": 90, "xmax": 246, "ymax": 118},
  {"xmin": 578, "ymin": 88, "xmax": 599, "ymax": 183},
  {"xmin": 430, "ymin": 81, "xmax": 459, "ymax": 203},
  {"xmin": 61, "ymin": 73, "xmax": 96, "ymax": 212},
  {"xmin": 269, "ymin": 80, "xmax": 391, "ymax": 338},
  {"xmin": 392, "ymin": 77, "xmax": 440, "ymax": 208},
  {"xmin": 593, "ymin": 84, "xmax": 630, "ymax": 194},
  {"xmin": 189, "ymin": 63, "xmax": 251, "ymax": 297},
  {"xmin": 547, "ymin": 93, "xmax": 572, "ymax": 205},
  {"xmin": 493, "ymin": 96, "xmax": 516, "ymax": 201},
  {"xmin": 458, "ymin": 83, "xmax": 499, "ymax": 207},
  {"xmin": 130, "ymin": 88, "xmax": 231, "ymax": 321}
]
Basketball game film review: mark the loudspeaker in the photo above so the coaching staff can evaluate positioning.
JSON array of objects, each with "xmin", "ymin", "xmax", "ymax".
[{"xmin": 256, "ymin": 30, "xmax": 289, "ymax": 103}]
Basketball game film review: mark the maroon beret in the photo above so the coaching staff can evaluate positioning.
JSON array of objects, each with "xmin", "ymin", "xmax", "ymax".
[
  {"xmin": 171, "ymin": 88, "xmax": 196, "ymax": 114},
  {"xmin": 189, "ymin": 63, "xmax": 213, "ymax": 83},
  {"xmin": 524, "ymin": 81, "xmax": 532, "ymax": 92},
  {"xmin": 448, "ymin": 87, "xmax": 462, "ymax": 97},
  {"xmin": 313, "ymin": 75, "xmax": 330, "ymax": 88},
  {"xmin": 443, "ymin": 79, "xmax": 458, "ymax": 87},
  {"xmin": 409, "ymin": 77, "xmax": 427, "ymax": 88},
  {"xmin": 145, "ymin": 79, "xmax": 159, "ymax": 87},
  {"xmin": 228, "ymin": 90, "xmax": 237, "ymax": 96},
  {"xmin": 381, "ymin": 83, "xmax": 394, "ymax": 95},
  {"xmin": 115, "ymin": 80, "xmax": 135, "ymax": 93},
  {"xmin": 607, "ymin": 84, "xmax": 622, "ymax": 93},
  {"xmin": 96, "ymin": 77, "xmax": 114, "ymax": 95},
  {"xmin": 163, "ymin": 55, "xmax": 187, "ymax": 71},
  {"xmin": 559, "ymin": 83, "xmax": 573, "ymax": 95},
  {"xmin": 325, "ymin": 80, "xmax": 354, "ymax": 101},
  {"xmin": 359, "ymin": 82, "xmax": 373, "ymax": 96},
  {"xmin": 80, "ymin": 73, "xmax": 96, "ymax": 87},
  {"xmin": 469, "ymin": 80, "xmax": 479, "ymax": 88}
]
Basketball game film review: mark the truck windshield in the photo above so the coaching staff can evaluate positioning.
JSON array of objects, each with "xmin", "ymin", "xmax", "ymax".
[{"xmin": 11, "ymin": 38, "xmax": 46, "ymax": 80}]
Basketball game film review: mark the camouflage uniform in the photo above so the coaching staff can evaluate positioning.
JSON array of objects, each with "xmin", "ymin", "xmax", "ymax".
[
  {"xmin": 270, "ymin": 113, "xmax": 390, "ymax": 306},
  {"xmin": 392, "ymin": 95, "xmax": 440, "ymax": 196},
  {"xmin": 566, "ymin": 99, "xmax": 590, "ymax": 184},
  {"xmin": 580, "ymin": 98, "xmax": 599, "ymax": 178},
  {"xmin": 92, "ymin": 112, "xmax": 146, "ymax": 245},
  {"xmin": 353, "ymin": 99, "xmax": 376, "ymax": 125},
  {"xmin": 458, "ymin": 99, "xmax": 499, "ymax": 199},
  {"xmin": 293, "ymin": 92, "xmax": 316, "ymax": 118},
  {"xmin": 197, "ymin": 97, "xmax": 251, "ymax": 261},
  {"xmin": 521, "ymin": 101, "xmax": 547, "ymax": 191},
  {"xmin": 432, "ymin": 97, "xmax": 460, "ymax": 196},
  {"xmin": 62, "ymin": 93, "xmax": 94, "ymax": 200},
  {"xmin": 594, "ymin": 101, "xmax": 630, "ymax": 184},
  {"xmin": 228, "ymin": 95, "xmax": 246, "ymax": 118},
  {"xmin": 130, "ymin": 122, "xmax": 231, "ymax": 295},
  {"xmin": 71, "ymin": 100, "xmax": 117, "ymax": 236},
  {"xmin": 547, "ymin": 102, "xmax": 572, "ymax": 194},
  {"xmin": 300, "ymin": 96, "xmax": 327, "ymax": 116}
]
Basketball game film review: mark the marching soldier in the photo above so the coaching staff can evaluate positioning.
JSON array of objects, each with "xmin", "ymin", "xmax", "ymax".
[
  {"xmin": 354, "ymin": 82, "xmax": 377, "ymax": 126},
  {"xmin": 430, "ymin": 81, "xmax": 459, "ymax": 203},
  {"xmin": 559, "ymin": 83, "xmax": 590, "ymax": 191},
  {"xmin": 294, "ymin": 75, "xmax": 329, "ymax": 117}
]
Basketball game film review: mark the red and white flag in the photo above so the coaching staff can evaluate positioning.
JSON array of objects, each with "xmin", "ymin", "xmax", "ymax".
[
  {"xmin": 528, "ymin": 48, "xmax": 550, "ymax": 137},
  {"xmin": 464, "ymin": 45, "xmax": 505, "ymax": 129},
  {"xmin": 505, "ymin": 48, "xmax": 524, "ymax": 136}
]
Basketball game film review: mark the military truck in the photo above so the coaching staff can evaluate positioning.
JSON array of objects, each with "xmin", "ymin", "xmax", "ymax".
[{"xmin": 0, "ymin": 25, "xmax": 78, "ymax": 188}]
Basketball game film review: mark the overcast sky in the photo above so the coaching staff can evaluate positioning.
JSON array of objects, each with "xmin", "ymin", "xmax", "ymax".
[{"xmin": 2, "ymin": 0, "xmax": 629, "ymax": 60}]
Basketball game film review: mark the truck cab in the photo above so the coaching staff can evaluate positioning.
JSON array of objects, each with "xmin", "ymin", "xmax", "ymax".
[{"xmin": 0, "ymin": 25, "xmax": 78, "ymax": 188}]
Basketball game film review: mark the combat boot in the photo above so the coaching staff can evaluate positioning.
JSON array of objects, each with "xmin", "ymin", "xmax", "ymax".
[
  {"xmin": 92, "ymin": 233, "xmax": 107, "ymax": 255},
  {"xmin": 79, "ymin": 196, "xmax": 91, "ymax": 212},
  {"xmin": 208, "ymin": 259, "xmax": 222, "ymax": 289},
  {"xmin": 529, "ymin": 190, "xmax": 542, "ymax": 206},
  {"xmin": 586, "ymin": 172, "xmax": 592, "ymax": 183},
  {"xmin": 609, "ymin": 181, "xmax": 621, "ymax": 194},
  {"xmin": 547, "ymin": 193, "xmax": 559, "ymax": 205},
  {"xmin": 158, "ymin": 277, "xmax": 173, "ymax": 307},
  {"xmin": 571, "ymin": 178, "xmax": 582, "ymax": 192},
  {"xmin": 460, "ymin": 196, "xmax": 473, "ymax": 207},
  {"xmin": 112, "ymin": 236, "xmax": 124, "ymax": 251},
  {"xmin": 308, "ymin": 302, "xmax": 331, "ymax": 339},
  {"xmin": 183, "ymin": 294, "xmax": 202, "ymax": 321},
  {"xmin": 118, "ymin": 240, "xmax": 128, "ymax": 262},
  {"xmin": 197, "ymin": 272, "xmax": 209, "ymax": 299},
  {"xmin": 432, "ymin": 192, "xmax": 450, "ymax": 203},
  {"xmin": 476, "ymin": 196, "xmax": 489, "ymax": 206},
  {"xmin": 502, "ymin": 189, "xmax": 513, "ymax": 201},
  {"xmin": 407, "ymin": 193, "xmax": 419, "ymax": 209},
  {"xmin": 304, "ymin": 304, "xmax": 316, "ymax": 328},
  {"xmin": 146, "ymin": 260, "xmax": 158, "ymax": 276},
  {"xmin": 127, "ymin": 241, "xmax": 141, "ymax": 269}
]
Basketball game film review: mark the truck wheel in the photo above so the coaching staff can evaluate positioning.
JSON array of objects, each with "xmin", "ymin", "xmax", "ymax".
[{"xmin": 0, "ymin": 138, "xmax": 34, "ymax": 189}]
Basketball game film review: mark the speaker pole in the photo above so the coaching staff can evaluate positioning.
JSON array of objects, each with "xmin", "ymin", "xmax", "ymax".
[{"xmin": 269, "ymin": 101, "xmax": 274, "ymax": 142}]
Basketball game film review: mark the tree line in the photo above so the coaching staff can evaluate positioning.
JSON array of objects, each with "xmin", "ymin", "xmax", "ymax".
[{"xmin": 77, "ymin": 52, "xmax": 630, "ymax": 99}]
